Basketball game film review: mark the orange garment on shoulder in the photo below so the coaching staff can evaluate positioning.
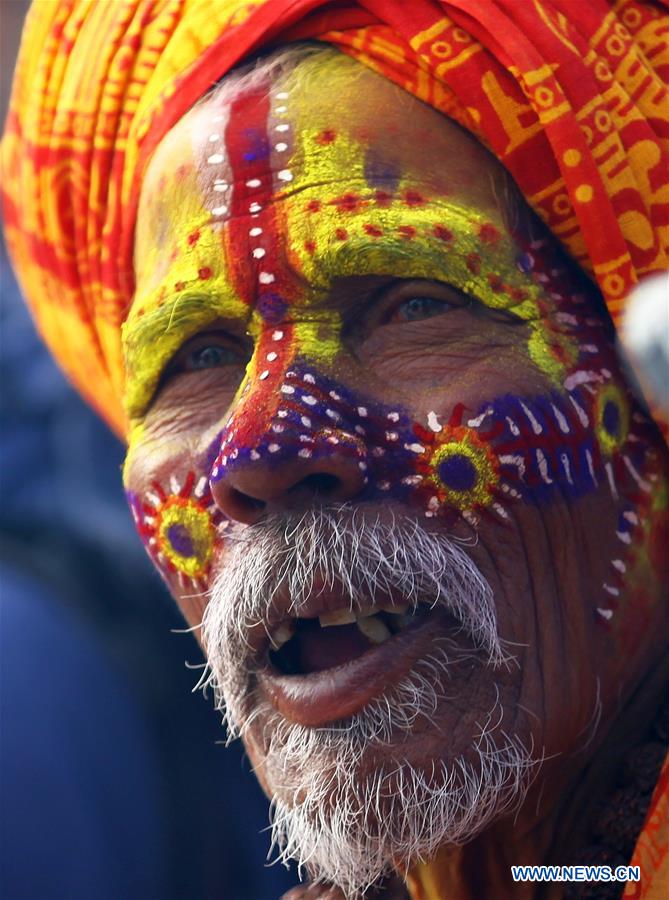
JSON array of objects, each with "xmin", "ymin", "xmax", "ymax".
[{"xmin": 625, "ymin": 753, "xmax": 669, "ymax": 899}]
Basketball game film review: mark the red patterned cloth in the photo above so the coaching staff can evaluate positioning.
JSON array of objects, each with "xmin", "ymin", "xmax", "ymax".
[{"xmin": 625, "ymin": 754, "xmax": 669, "ymax": 898}]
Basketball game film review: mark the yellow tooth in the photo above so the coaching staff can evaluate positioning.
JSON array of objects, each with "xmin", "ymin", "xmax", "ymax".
[
  {"xmin": 357, "ymin": 604, "xmax": 377, "ymax": 618},
  {"xmin": 318, "ymin": 608, "xmax": 357, "ymax": 627},
  {"xmin": 357, "ymin": 615, "xmax": 392, "ymax": 644},
  {"xmin": 379, "ymin": 604, "xmax": 409, "ymax": 615},
  {"xmin": 272, "ymin": 621, "xmax": 295, "ymax": 648}
]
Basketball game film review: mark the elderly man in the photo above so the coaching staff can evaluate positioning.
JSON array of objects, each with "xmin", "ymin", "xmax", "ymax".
[{"xmin": 3, "ymin": 1, "xmax": 669, "ymax": 897}]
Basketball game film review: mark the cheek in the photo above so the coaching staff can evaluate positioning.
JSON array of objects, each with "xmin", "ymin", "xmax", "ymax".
[
  {"xmin": 213, "ymin": 332, "xmax": 662, "ymax": 644},
  {"xmin": 124, "ymin": 439, "xmax": 229, "ymax": 603}
]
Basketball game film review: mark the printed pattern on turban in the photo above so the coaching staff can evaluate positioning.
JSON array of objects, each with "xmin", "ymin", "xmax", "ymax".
[
  {"xmin": 2, "ymin": 0, "xmax": 668, "ymax": 439},
  {"xmin": 2, "ymin": 1, "xmax": 669, "ymax": 895}
]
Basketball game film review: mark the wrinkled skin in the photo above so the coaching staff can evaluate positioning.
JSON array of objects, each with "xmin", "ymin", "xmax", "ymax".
[{"xmin": 123, "ymin": 49, "xmax": 669, "ymax": 897}]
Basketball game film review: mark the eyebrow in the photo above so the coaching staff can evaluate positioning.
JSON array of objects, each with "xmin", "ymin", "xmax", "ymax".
[
  {"xmin": 299, "ymin": 199, "xmax": 528, "ymax": 309},
  {"xmin": 123, "ymin": 289, "xmax": 247, "ymax": 418}
]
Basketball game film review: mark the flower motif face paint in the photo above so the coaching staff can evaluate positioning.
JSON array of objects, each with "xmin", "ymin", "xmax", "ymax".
[{"xmin": 127, "ymin": 470, "xmax": 227, "ymax": 591}]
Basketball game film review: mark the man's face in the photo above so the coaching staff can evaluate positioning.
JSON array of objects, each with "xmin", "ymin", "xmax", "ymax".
[{"xmin": 123, "ymin": 50, "xmax": 669, "ymax": 893}]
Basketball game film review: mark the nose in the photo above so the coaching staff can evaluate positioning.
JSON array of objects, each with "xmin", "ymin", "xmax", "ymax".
[{"xmin": 210, "ymin": 439, "xmax": 368, "ymax": 525}]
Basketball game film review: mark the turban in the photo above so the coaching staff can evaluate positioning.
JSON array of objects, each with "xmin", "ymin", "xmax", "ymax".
[
  {"xmin": 2, "ymin": 0, "xmax": 668, "ymax": 442},
  {"xmin": 3, "ymin": 3, "xmax": 669, "ymax": 894}
]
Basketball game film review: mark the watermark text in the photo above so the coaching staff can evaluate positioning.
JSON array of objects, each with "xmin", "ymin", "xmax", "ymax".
[{"xmin": 511, "ymin": 865, "xmax": 640, "ymax": 883}]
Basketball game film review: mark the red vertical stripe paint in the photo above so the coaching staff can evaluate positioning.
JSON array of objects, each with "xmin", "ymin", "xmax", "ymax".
[
  {"xmin": 221, "ymin": 80, "xmax": 300, "ymax": 443},
  {"xmin": 223, "ymin": 81, "xmax": 295, "ymax": 314}
]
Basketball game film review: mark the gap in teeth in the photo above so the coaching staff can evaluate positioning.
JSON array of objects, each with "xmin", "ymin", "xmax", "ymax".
[
  {"xmin": 317, "ymin": 604, "xmax": 410, "ymax": 628},
  {"xmin": 318, "ymin": 604, "xmax": 416, "ymax": 645},
  {"xmin": 270, "ymin": 603, "xmax": 420, "ymax": 650}
]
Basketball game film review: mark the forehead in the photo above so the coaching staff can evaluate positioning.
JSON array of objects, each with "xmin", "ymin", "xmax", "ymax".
[
  {"xmin": 137, "ymin": 50, "xmax": 504, "ymax": 254},
  {"xmin": 129, "ymin": 51, "xmax": 517, "ymax": 417}
]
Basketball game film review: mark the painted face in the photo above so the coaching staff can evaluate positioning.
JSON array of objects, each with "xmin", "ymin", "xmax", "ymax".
[{"xmin": 124, "ymin": 49, "xmax": 669, "ymax": 891}]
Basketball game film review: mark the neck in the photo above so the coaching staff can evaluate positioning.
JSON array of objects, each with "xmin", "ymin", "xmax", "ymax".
[{"xmin": 404, "ymin": 654, "xmax": 669, "ymax": 899}]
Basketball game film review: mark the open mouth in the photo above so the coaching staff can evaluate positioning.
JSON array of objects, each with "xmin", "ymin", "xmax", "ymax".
[
  {"xmin": 269, "ymin": 604, "xmax": 423, "ymax": 674},
  {"xmin": 258, "ymin": 601, "xmax": 463, "ymax": 727}
]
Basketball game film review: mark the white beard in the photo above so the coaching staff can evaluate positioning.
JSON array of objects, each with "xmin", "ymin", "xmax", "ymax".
[
  {"xmin": 200, "ymin": 506, "xmax": 539, "ymax": 897},
  {"xmin": 266, "ymin": 705, "xmax": 536, "ymax": 897}
]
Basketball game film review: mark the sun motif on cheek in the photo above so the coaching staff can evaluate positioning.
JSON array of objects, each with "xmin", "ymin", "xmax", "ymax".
[
  {"xmin": 418, "ymin": 425, "xmax": 499, "ymax": 510},
  {"xmin": 594, "ymin": 383, "xmax": 630, "ymax": 457},
  {"xmin": 128, "ymin": 470, "xmax": 226, "ymax": 589}
]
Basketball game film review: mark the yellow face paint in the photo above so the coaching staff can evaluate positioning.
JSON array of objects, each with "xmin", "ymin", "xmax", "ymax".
[
  {"xmin": 125, "ymin": 117, "xmax": 248, "ymax": 418},
  {"xmin": 426, "ymin": 425, "xmax": 500, "ymax": 510},
  {"xmin": 594, "ymin": 382, "xmax": 630, "ymax": 457},
  {"xmin": 127, "ymin": 48, "xmax": 582, "ymax": 426},
  {"xmin": 156, "ymin": 496, "xmax": 215, "ymax": 579}
]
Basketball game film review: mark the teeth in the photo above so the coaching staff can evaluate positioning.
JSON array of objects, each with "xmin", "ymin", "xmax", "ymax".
[
  {"xmin": 273, "ymin": 603, "xmax": 418, "ymax": 652},
  {"xmin": 356, "ymin": 615, "xmax": 392, "ymax": 645},
  {"xmin": 318, "ymin": 608, "xmax": 357, "ymax": 627},
  {"xmin": 379, "ymin": 604, "xmax": 409, "ymax": 616},
  {"xmin": 271, "ymin": 621, "xmax": 295, "ymax": 648},
  {"xmin": 316, "ymin": 605, "xmax": 415, "ymax": 631},
  {"xmin": 357, "ymin": 604, "xmax": 377, "ymax": 618}
]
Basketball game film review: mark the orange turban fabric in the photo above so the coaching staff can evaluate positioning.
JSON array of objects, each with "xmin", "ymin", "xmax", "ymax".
[
  {"xmin": 2, "ymin": 0, "xmax": 668, "ymax": 441},
  {"xmin": 2, "ymin": 2, "xmax": 669, "ymax": 893}
]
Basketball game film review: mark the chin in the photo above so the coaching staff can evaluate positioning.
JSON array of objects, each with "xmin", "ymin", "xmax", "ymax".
[
  {"xmin": 200, "ymin": 507, "xmax": 540, "ymax": 895},
  {"xmin": 221, "ymin": 645, "xmax": 538, "ymax": 897},
  {"xmin": 237, "ymin": 687, "xmax": 538, "ymax": 897}
]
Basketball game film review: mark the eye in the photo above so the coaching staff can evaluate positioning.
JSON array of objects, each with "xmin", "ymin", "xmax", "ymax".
[
  {"xmin": 381, "ymin": 280, "xmax": 470, "ymax": 326},
  {"xmin": 186, "ymin": 344, "xmax": 238, "ymax": 370},
  {"xmin": 166, "ymin": 333, "xmax": 246, "ymax": 376},
  {"xmin": 391, "ymin": 295, "xmax": 454, "ymax": 323}
]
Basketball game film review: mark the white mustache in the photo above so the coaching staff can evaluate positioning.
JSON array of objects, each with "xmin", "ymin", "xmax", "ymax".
[
  {"xmin": 198, "ymin": 507, "xmax": 533, "ymax": 896},
  {"xmin": 201, "ymin": 505, "xmax": 508, "ymax": 732}
]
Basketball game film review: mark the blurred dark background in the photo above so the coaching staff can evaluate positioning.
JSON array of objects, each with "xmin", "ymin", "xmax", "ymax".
[{"xmin": 1, "ymin": 3, "xmax": 296, "ymax": 898}]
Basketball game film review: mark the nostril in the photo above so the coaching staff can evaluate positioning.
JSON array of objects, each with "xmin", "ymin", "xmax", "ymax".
[
  {"xmin": 294, "ymin": 472, "xmax": 342, "ymax": 497},
  {"xmin": 231, "ymin": 488, "xmax": 266, "ymax": 514},
  {"xmin": 211, "ymin": 448, "xmax": 367, "ymax": 522}
]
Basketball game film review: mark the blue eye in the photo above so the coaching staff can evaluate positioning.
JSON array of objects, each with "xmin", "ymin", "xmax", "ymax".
[
  {"xmin": 186, "ymin": 344, "xmax": 238, "ymax": 370},
  {"xmin": 396, "ymin": 296, "xmax": 452, "ymax": 322}
]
